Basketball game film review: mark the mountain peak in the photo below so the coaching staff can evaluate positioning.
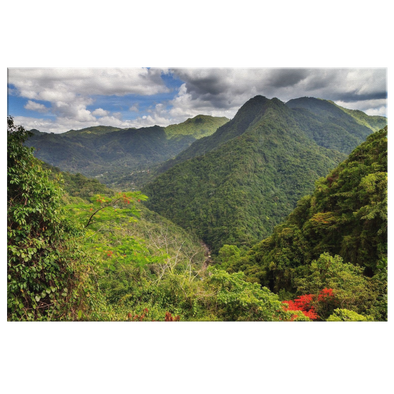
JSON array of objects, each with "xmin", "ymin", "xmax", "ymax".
[
  {"xmin": 164, "ymin": 115, "xmax": 229, "ymax": 140},
  {"xmin": 237, "ymin": 95, "xmax": 286, "ymax": 114}
]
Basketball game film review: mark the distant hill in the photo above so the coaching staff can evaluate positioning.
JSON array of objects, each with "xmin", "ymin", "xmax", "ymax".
[
  {"xmin": 143, "ymin": 96, "xmax": 387, "ymax": 254},
  {"xmin": 25, "ymin": 116, "xmax": 227, "ymax": 187},
  {"xmin": 64, "ymin": 125, "xmax": 127, "ymax": 136},
  {"xmin": 165, "ymin": 115, "xmax": 229, "ymax": 139},
  {"xmin": 286, "ymin": 97, "xmax": 387, "ymax": 153}
]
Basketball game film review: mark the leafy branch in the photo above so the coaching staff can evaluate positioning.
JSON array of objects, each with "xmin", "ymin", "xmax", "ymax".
[{"xmin": 82, "ymin": 192, "xmax": 147, "ymax": 228}]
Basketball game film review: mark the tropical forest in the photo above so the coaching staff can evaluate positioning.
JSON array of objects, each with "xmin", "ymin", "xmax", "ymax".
[{"xmin": 7, "ymin": 94, "xmax": 388, "ymax": 322}]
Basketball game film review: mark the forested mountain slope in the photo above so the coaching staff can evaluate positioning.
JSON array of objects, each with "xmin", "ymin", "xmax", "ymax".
[
  {"xmin": 41, "ymin": 162, "xmax": 207, "ymax": 269},
  {"xmin": 164, "ymin": 115, "xmax": 229, "ymax": 139},
  {"xmin": 25, "ymin": 115, "xmax": 228, "ymax": 186},
  {"xmin": 286, "ymin": 97, "xmax": 387, "ymax": 153},
  {"xmin": 157, "ymin": 97, "xmax": 386, "ymax": 175},
  {"xmin": 143, "ymin": 96, "xmax": 359, "ymax": 254},
  {"xmin": 224, "ymin": 126, "xmax": 390, "ymax": 296}
]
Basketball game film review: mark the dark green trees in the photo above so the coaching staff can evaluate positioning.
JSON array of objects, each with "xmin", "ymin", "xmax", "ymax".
[
  {"xmin": 7, "ymin": 117, "xmax": 100, "ymax": 320},
  {"xmin": 225, "ymin": 127, "xmax": 387, "ymax": 319},
  {"xmin": 143, "ymin": 96, "xmax": 348, "ymax": 254}
]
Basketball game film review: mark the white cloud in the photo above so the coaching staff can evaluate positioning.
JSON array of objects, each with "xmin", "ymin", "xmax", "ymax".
[
  {"xmin": 335, "ymin": 98, "xmax": 387, "ymax": 117},
  {"xmin": 12, "ymin": 116, "xmax": 72, "ymax": 134},
  {"xmin": 8, "ymin": 68, "xmax": 169, "ymax": 98},
  {"xmin": 90, "ymin": 115, "xmax": 133, "ymax": 128},
  {"xmin": 24, "ymin": 100, "xmax": 49, "ymax": 113},
  {"xmin": 92, "ymin": 108, "xmax": 110, "ymax": 117},
  {"xmin": 8, "ymin": 68, "xmax": 170, "ymax": 131},
  {"xmin": 128, "ymin": 103, "xmax": 176, "ymax": 128}
]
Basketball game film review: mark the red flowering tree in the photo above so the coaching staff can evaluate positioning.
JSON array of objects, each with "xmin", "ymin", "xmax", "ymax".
[{"xmin": 283, "ymin": 288, "xmax": 337, "ymax": 321}]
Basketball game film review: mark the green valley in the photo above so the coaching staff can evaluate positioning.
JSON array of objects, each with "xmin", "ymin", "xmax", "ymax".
[
  {"xmin": 25, "ymin": 115, "xmax": 229, "ymax": 188},
  {"xmin": 7, "ymin": 93, "xmax": 388, "ymax": 322}
]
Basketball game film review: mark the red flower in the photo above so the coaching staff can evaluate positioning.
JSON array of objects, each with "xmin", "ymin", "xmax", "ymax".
[
  {"xmin": 282, "ymin": 293, "xmax": 319, "ymax": 320},
  {"xmin": 318, "ymin": 288, "xmax": 334, "ymax": 301}
]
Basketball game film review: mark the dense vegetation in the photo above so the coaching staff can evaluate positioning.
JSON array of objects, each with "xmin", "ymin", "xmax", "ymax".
[
  {"xmin": 223, "ymin": 127, "xmax": 387, "ymax": 320},
  {"xmin": 144, "ymin": 97, "xmax": 345, "ymax": 253},
  {"xmin": 10, "ymin": 117, "xmax": 309, "ymax": 321},
  {"xmin": 7, "ymin": 118, "xmax": 106, "ymax": 320},
  {"xmin": 286, "ymin": 97, "xmax": 386, "ymax": 153},
  {"xmin": 25, "ymin": 115, "xmax": 228, "ymax": 189},
  {"xmin": 143, "ymin": 97, "xmax": 386, "ymax": 255},
  {"xmin": 7, "ymin": 94, "xmax": 387, "ymax": 321}
]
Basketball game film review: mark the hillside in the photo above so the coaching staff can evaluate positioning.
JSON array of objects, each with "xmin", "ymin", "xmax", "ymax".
[
  {"xmin": 25, "ymin": 116, "xmax": 228, "ymax": 187},
  {"xmin": 157, "ymin": 97, "xmax": 386, "ymax": 175},
  {"xmin": 40, "ymin": 162, "xmax": 207, "ymax": 269},
  {"xmin": 143, "ymin": 96, "xmax": 364, "ymax": 254},
  {"xmin": 223, "ymin": 127, "xmax": 387, "ymax": 320},
  {"xmin": 165, "ymin": 115, "xmax": 229, "ymax": 139},
  {"xmin": 103, "ymin": 115, "xmax": 230, "ymax": 190},
  {"xmin": 286, "ymin": 97, "xmax": 387, "ymax": 153},
  {"xmin": 8, "ymin": 115, "xmax": 388, "ymax": 322}
]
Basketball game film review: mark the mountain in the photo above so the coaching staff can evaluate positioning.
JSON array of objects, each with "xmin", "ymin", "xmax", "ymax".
[
  {"xmin": 223, "ymin": 126, "xmax": 390, "ymax": 297},
  {"xmin": 145, "ymin": 96, "xmax": 381, "ymax": 254},
  {"xmin": 165, "ymin": 115, "xmax": 229, "ymax": 140},
  {"xmin": 286, "ymin": 97, "xmax": 387, "ymax": 153},
  {"xmin": 105, "ymin": 115, "xmax": 229, "ymax": 189},
  {"xmin": 25, "ymin": 116, "xmax": 228, "ymax": 187}
]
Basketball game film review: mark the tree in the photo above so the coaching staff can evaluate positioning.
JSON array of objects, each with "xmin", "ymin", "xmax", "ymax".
[
  {"xmin": 294, "ymin": 253, "xmax": 380, "ymax": 320},
  {"xmin": 327, "ymin": 309, "xmax": 372, "ymax": 322},
  {"xmin": 203, "ymin": 268, "xmax": 302, "ymax": 321},
  {"xmin": 7, "ymin": 117, "xmax": 101, "ymax": 320},
  {"xmin": 282, "ymin": 288, "xmax": 338, "ymax": 321}
]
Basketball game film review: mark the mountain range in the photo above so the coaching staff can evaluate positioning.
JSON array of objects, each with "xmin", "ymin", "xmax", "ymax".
[
  {"xmin": 25, "ymin": 115, "xmax": 229, "ymax": 186},
  {"xmin": 142, "ymin": 96, "xmax": 386, "ymax": 253},
  {"xmin": 25, "ymin": 96, "xmax": 386, "ymax": 254},
  {"xmin": 12, "ymin": 94, "xmax": 388, "ymax": 322}
]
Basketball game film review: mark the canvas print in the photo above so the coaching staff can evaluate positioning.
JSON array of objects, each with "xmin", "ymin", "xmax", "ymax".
[{"xmin": 7, "ymin": 68, "xmax": 387, "ymax": 321}]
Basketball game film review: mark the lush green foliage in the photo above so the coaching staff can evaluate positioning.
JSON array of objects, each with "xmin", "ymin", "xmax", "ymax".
[
  {"xmin": 61, "ymin": 188, "xmax": 296, "ymax": 321},
  {"xmin": 8, "ymin": 119, "xmax": 301, "ymax": 321},
  {"xmin": 327, "ymin": 309, "xmax": 372, "ymax": 321},
  {"xmin": 144, "ymin": 96, "xmax": 354, "ymax": 254},
  {"xmin": 8, "ymin": 95, "xmax": 387, "ymax": 322},
  {"xmin": 7, "ymin": 117, "xmax": 106, "ymax": 320},
  {"xmin": 224, "ymin": 128, "xmax": 387, "ymax": 320},
  {"xmin": 286, "ymin": 97, "xmax": 386, "ymax": 154},
  {"xmin": 294, "ymin": 254, "xmax": 382, "ymax": 320}
]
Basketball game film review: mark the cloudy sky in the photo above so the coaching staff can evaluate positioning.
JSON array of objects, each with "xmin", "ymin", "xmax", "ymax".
[{"xmin": 7, "ymin": 67, "xmax": 387, "ymax": 133}]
